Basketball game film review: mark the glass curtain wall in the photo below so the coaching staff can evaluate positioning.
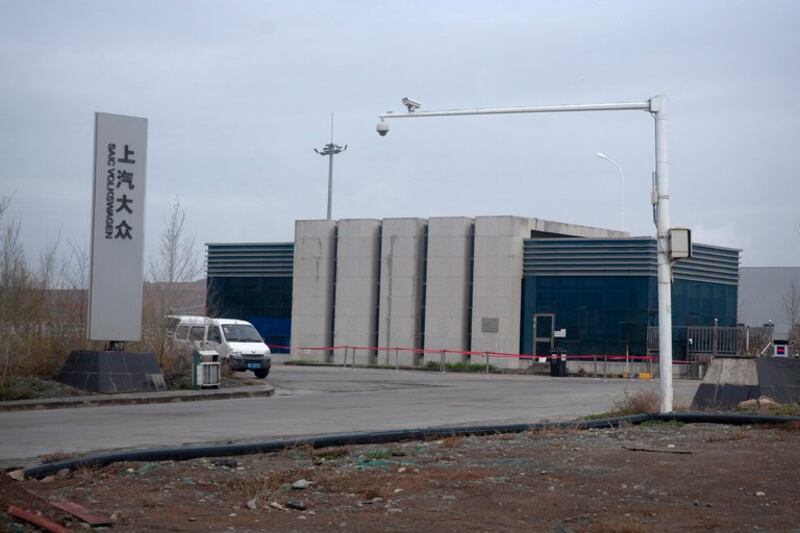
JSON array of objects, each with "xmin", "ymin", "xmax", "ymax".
[{"xmin": 521, "ymin": 276, "xmax": 737, "ymax": 359}]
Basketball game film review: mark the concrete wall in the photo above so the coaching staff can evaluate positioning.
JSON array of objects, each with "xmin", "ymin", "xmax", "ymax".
[
  {"xmin": 564, "ymin": 360, "xmax": 694, "ymax": 379},
  {"xmin": 333, "ymin": 219, "xmax": 382, "ymax": 365},
  {"xmin": 377, "ymin": 218, "xmax": 426, "ymax": 367},
  {"xmin": 470, "ymin": 216, "xmax": 532, "ymax": 368},
  {"xmin": 528, "ymin": 218, "xmax": 627, "ymax": 239},
  {"xmin": 290, "ymin": 220, "xmax": 336, "ymax": 363},
  {"xmin": 423, "ymin": 217, "xmax": 473, "ymax": 365}
]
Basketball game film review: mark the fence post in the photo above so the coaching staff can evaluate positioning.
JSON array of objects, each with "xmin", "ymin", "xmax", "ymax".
[
  {"xmin": 603, "ymin": 354, "xmax": 607, "ymax": 382},
  {"xmin": 745, "ymin": 326, "xmax": 750, "ymax": 355},
  {"xmin": 712, "ymin": 318, "xmax": 719, "ymax": 358},
  {"xmin": 395, "ymin": 348, "xmax": 399, "ymax": 373},
  {"xmin": 625, "ymin": 351, "xmax": 630, "ymax": 379},
  {"xmin": 440, "ymin": 350, "xmax": 446, "ymax": 374},
  {"xmin": 352, "ymin": 346, "xmax": 356, "ymax": 371},
  {"xmin": 593, "ymin": 354, "xmax": 597, "ymax": 378},
  {"xmin": 485, "ymin": 352, "xmax": 490, "ymax": 374}
]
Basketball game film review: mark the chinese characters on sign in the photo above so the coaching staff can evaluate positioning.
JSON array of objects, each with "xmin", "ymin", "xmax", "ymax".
[
  {"xmin": 89, "ymin": 113, "xmax": 148, "ymax": 341},
  {"xmin": 103, "ymin": 143, "xmax": 137, "ymax": 240}
]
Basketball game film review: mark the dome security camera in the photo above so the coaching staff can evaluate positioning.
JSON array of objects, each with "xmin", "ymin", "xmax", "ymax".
[{"xmin": 376, "ymin": 121, "xmax": 390, "ymax": 136}]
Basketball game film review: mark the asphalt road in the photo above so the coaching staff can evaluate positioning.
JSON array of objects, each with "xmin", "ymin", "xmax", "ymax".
[{"xmin": 0, "ymin": 365, "xmax": 699, "ymax": 465}]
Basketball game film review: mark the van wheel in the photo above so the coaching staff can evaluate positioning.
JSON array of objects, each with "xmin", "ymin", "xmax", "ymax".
[{"xmin": 254, "ymin": 369, "xmax": 269, "ymax": 379}]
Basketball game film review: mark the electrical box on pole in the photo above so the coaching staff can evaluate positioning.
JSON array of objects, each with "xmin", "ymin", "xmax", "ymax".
[{"xmin": 669, "ymin": 228, "xmax": 692, "ymax": 260}]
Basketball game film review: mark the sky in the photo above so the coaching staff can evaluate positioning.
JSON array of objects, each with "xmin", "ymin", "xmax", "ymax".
[{"xmin": 1, "ymin": 0, "xmax": 799, "ymax": 275}]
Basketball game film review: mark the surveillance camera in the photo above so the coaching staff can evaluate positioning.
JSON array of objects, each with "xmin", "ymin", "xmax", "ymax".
[
  {"xmin": 376, "ymin": 121, "xmax": 389, "ymax": 136},
  {"xmin": 402, "ymin": 97, "xmax": 421, "ymax": 112}
]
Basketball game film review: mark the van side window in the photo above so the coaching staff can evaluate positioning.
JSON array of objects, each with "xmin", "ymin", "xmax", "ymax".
[
  {"xmin": 210, "ymin": 326, "xmax": 222, "ymax": 344},
  {"xmin": 175, "ymin": 326, "xmax": 190, "ymax": 340},
  {"xmin": 189, "ymin": 326, "xmax": 205, "ymax": 342}
]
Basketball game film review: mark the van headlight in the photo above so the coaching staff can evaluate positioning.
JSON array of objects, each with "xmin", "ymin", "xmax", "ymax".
[{"xmin": 230, "ymin": 351, "xmax": 242, "ymax": 358}]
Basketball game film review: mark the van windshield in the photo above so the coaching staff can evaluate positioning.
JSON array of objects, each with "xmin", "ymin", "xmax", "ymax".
[{"xmin": 221, "ymin": 324, "xmax": 262, "ymax": 343}]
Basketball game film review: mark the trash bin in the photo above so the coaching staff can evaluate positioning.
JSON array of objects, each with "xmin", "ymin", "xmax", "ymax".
[
  {"xmin": 549, "ymin": 350, "xmax": 568, "ymax": 377},
  {"xmin": 191, "ymin": 349, "xmax": 221, "ymax": 389}
]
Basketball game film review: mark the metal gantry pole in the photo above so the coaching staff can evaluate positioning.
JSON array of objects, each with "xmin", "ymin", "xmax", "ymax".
[
  {"xmin": 651, "ymin": 95, "xmax": 673, "ymax": 413},
  {"xmin": 376, "ymin": 96, "xmax": 675, "ymax": 413}
]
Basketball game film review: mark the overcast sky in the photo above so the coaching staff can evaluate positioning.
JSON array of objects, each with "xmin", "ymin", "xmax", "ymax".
[{"xmin": 1, "ymin": 0, "xmax": 798, "ymax": 275}]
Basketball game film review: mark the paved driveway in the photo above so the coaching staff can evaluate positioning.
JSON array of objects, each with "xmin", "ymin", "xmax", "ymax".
[{"xmin": 0, "ymin": 365, "xmax": 699, "ymax": 464}]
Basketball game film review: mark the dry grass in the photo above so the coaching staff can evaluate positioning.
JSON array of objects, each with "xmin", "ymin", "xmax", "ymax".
[
  {"xmin": 439, "ymin": 436, "xmax": 462, "ymax": 448},
  {"xmin": 706, "ymin": 430, "xmax": 749, "ymax": 443},
  {"xmin": 581, "ymin": 389, "xmax": 662, "ymax": 421},
  {"xmin": 760, "ymin": 421, "xmax": 800, "ymax": 432},
  {"xmin": 277, "ymin": 442, "xmax": 313, "ymax": 462},
  {"xmin": 313, "ymin": 447, "xmax": 348, "ymax": 460},
  {"xmin": 743, "ymin": 402, "xmax": 800, "ymax": 417},
  {"xmin": 229, "ymin": 469, "xmax": 304, "ymax": 503},
  {"xmin": 613, "ymin": 390, "xmax": 661, "ymax": 415},
  {"xmin": 39, "ymin": 451, "xmax": 74, "ymax": 464}
]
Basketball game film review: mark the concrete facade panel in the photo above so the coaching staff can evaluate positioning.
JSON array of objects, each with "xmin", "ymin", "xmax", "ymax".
[
  {"xmin": 377, "ymin": 219, "xmax": 425, "ymax": 366},
  {"xmin": 470, "ymin": 216, "xmax": 532, "ymax": 369},
  {"xmin": 290, "ymin": 220, "xmax": 336, "ymax": 363},
  {"xmin": 333, "ymin": 219, "xmax": 382, "ymax": 365},
  {"xmin": 424, "ymin": 217, "xmax": 473, "ymax": 365}
]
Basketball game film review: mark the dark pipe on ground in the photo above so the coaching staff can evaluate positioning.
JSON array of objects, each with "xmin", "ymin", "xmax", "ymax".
[{"xmin": 22, "ymin": 412, "xmax": 800, "ymax": 479}]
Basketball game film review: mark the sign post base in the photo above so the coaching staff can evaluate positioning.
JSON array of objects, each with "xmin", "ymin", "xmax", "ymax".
[{"xmin": 55, "ymin": 351, "xmax": 167, "ymax": 393}]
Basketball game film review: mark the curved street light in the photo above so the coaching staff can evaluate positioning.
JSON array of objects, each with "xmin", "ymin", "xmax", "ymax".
[{"xmin": 595, "ymin": 152, "xmax": 625, "ymax": 232}]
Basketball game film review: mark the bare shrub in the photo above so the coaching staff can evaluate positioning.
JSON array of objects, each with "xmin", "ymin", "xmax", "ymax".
[
  {"xmin": 612, "ymin": 390, "xmax": 661, "ymax": 415},
  {"xmin": 0, "ymin": 196, "xmax": 80, "ymax": 397},
  {"xmin": 143, "ymin": 196, "xmax": 202, "ymax": 385},
  {"xmin": 0, "ymin": 193, "xmax": 206, "ymax": 397}
]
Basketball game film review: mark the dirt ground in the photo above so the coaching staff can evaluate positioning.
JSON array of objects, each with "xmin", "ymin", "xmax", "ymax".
[{"xmin": 3, "ymin": 421, "xmax": 800, "ymax": 532}]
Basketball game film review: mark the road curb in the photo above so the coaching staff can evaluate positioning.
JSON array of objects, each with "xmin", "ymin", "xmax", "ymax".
[{"xmin": 0, "ymin": 385, "xmax": 275, "ymax": 412}]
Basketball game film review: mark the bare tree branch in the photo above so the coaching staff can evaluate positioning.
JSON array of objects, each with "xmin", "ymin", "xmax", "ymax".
[{"xmin": 149, "ymin": 196, "xmax": 199, "ymax": 284}]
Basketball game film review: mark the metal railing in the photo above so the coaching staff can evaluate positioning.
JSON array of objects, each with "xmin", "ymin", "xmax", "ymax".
[{"xmin": 647, "ymin": 324, "xmax": 774, "ymax": 359}]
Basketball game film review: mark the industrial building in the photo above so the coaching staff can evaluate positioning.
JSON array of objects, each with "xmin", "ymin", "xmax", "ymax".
[{"xmin": 206, "ymin": 215, "xmax": 741, "ymax": 369}]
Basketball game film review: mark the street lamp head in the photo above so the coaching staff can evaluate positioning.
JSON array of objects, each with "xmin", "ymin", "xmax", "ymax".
[
  {"xmin": 376, "ymin": 120, "xmax": 389, "ymax": 137},
  {"xmin": 595, "ymin": 152, "xmax": 608, "ymax": 160}
]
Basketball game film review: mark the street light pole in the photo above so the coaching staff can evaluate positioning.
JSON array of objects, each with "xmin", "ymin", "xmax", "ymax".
[
  {"xmin": 377, "ymin": 96, "xmax": 675, "ymax": 413},
  {"xmin": 315, "ymin": 113, "xmax": 347, "ymax": 220},
  {"xmin": 595, "ymin": 152, "xmax": 625, "ymax": 231}
]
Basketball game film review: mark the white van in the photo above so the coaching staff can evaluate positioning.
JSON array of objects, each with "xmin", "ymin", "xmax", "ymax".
[{"xmin": 166, "ymin": 316, "xmax": 272, "ymax": 378}]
